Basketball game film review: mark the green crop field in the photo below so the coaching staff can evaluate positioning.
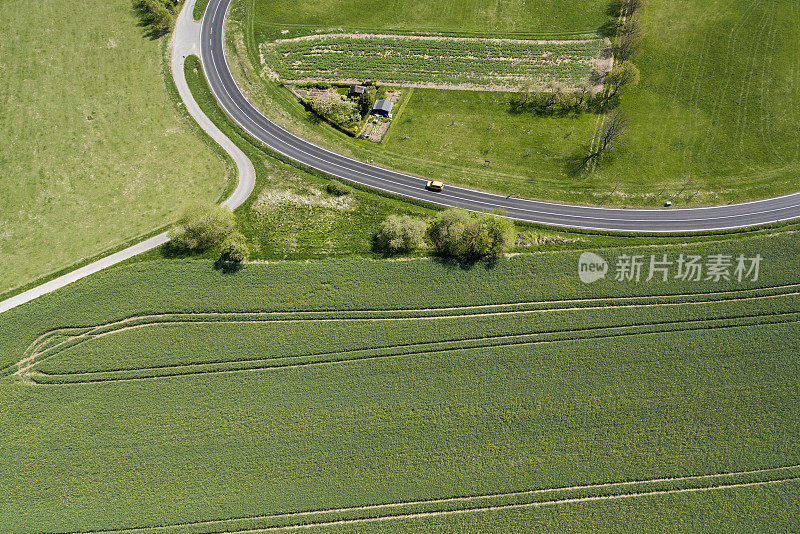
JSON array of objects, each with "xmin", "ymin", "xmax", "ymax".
[
  {"xmin": 234, "ymin": 0, "xmax": 800, "ymax": 206},
  {"xmin": 0, "ymin": 0, "xmax": 226, "ymax": 297},
  {"xmin": 262, "ymin": 35, "xmax": 609, "ymax": 90},
  {"xmin": 2, "ymin": 231, "xmax": 799, "ymax": 531}
]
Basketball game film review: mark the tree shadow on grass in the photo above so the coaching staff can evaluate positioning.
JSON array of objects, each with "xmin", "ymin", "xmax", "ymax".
[
  {"xmin": 564, "ymin": 147, "xmax": 593, "ymax": 178},
  {"xmin": 214, "ymin": 259, "xmax": 244, "ymax": 274},
  {"xmin": 432, "ymin": 254, "xmax": 499, "ymax": 271},
  {"xmin": 159, "ymin": 242, "xmax": 197, "ymax": 259},
  {"xmin": 131, "ymin": 0, "xmax": 172, "ymax": 41}
]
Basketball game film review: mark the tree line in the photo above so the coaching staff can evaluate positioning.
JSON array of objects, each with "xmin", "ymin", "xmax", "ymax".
[{"xmin": 167, "ymin": 203, "xmax": 515, "ymax": 267}]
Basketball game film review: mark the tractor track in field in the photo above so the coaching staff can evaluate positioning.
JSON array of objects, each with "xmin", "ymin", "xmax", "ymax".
[
  {"xmin": 45, "ymin": 465, "xmax": 800, "ymax": 534},
  {"xmin": 8, "ymin": 284, "xmax": 799, "ymax": 384},
  {"xmin": 23, "ymin": 312, "xmax": 800, "ymax": 384}
]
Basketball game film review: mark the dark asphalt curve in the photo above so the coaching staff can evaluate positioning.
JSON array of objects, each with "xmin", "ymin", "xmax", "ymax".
[{"xmin": 201, "ymin": 0, "xmax": 800, "ymax": 232}]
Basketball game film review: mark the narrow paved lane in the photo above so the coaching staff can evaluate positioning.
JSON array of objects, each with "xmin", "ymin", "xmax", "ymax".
[{"xmin": 201, "ymin": 0, "xmax": 800, "ymax": 233}]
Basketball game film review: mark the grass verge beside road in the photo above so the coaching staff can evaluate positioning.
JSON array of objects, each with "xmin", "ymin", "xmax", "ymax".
[
  {"xmin": 181, "ymin": 55, "xmax": 436, "ymax": 260},
  {"xmin": 193, "ymin": 0, "xmax": 210, "ymax": 20},
  {"xmin": 234, "ymin": 0, "xmax": 800, "ymax": 207}
]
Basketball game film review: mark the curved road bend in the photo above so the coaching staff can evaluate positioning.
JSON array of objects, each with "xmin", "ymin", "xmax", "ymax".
[{"xmin": 202, "ymin": 0, "xmax": 800, "ymax": 233}]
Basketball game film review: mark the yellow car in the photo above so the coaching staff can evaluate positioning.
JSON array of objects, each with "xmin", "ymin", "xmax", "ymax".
[{"xmin": 426, "ymin": 180, "xmax": 444, "ymax": 192}]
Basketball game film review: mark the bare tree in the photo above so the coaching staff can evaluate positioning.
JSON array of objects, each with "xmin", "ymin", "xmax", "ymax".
[
  {"xmin": 584, "ymin": 111, "xmax": 627, "ymax": 168},
  {"xmin": 604, "ymin": 60, "xmax": 640, "ymax": 102},
  {"xmin": 597, "ymin": 111, "xmax": 627, "ymax": 154}
]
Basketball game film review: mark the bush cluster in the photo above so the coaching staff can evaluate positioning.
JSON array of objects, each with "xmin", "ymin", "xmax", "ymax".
[
  {"xmin": 326, "ymin": 180, "xmax": 353, "ymax": 196},
  {"xmin": 430, "ymin": 209, "xmax": 515, "ymax": 258},
  {"xmin": 134, "ymin": 0, "xmax": 179, "ymax": 36},
  {"xmin": 303, "ymin": 92, "xmax": 361, "ymax": 126},
  {"xmin": 376, "ymin": 215, "xmax": 428, "ymax": 253},
  {"xmin": 375, "ymin": 209, "xmax": 515, "ymax": 258},
  {"xmin": 168, "ymin": 204, "xmax": 249, "ymax": 264}
]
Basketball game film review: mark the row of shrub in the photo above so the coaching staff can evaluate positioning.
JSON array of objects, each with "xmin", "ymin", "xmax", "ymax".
[{"xmin": 376, "ymin": 209, "xmax": 515, "ymax": 258}]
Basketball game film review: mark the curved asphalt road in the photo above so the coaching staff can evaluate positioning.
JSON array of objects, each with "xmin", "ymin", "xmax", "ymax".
[{"xmin": 202, "ymin": 0, "xmax": 800, "ymax": 233}]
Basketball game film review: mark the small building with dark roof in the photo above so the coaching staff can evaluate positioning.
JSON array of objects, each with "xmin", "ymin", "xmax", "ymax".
[
  {"xmin": 372, "ymin": 99, "xmax": 394, "ymax": 118},
  {"xmin": 349, "ymin": 84, "xmax": 366, "ymax": 97}
]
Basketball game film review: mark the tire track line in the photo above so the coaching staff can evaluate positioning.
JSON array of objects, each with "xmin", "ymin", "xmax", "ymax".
[
  {"xmin": 240, "ymin": 478, "xmax": 800, "ymax": 532},
  {"xmin": 15, "ymin": 289, "xmax": 800, "ymax": 378},
  {"xmin": 14, "ymin": 289, "xmax": 800, "ymax": 379},
  {"xmin": 30, "ymin": 310, "xmax": 800, "ymax": 384},
  {"xmin": 50, "ymin": 465, "xmax": 800, "ymax": 534}
]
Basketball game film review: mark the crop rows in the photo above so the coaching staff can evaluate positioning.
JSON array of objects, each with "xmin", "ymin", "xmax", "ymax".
[{"xmin": 262, "ymin": 35, "xmax": 608, "ymax": 89}]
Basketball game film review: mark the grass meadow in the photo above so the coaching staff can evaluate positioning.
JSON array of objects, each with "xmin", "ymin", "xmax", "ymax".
[
  {"xmin": 235, "ymin": 0, "xmax": 800, "ymax": 207},
  {"xmin": 593, "ymin": 0, "xmax": 800, "ymax": 206},
  {"xmin": 0, "ymin": 0, "xmax": 226, "ymax": 297},
  {"xmin": 1, "ymin": 231, "xmax": 799, "ymax": 531},
  {"xmin": 248, "ymin": 0, "xmax": 609, "ymax": 42}
]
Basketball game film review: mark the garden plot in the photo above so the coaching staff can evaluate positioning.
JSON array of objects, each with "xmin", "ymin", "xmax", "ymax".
[{"xmin": 261, "ymin": 34, "xmax": 611, "ymax": 91}]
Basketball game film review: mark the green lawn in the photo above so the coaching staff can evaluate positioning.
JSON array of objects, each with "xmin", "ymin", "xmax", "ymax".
[
  {"xmin": 1, "ymin": 231, "xmax": 798, "ymax": 531},
  {"xmin": 248, "ymin": 0, "xmax": 609, "ymax": 42},
  {"xmin": 380, "ymin": 89, "xmax": 600, "ymax": 200},
  {"xmin": 234, "ymin": 0, "xmax": 800, "ymax": 207},
  {"xmin": 0, "ymin": 0, "xmax": 226, "ymax": 296},
  {"xmin": 593, "ymin": 0, "xmax": 800, "ymax": 206}
]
